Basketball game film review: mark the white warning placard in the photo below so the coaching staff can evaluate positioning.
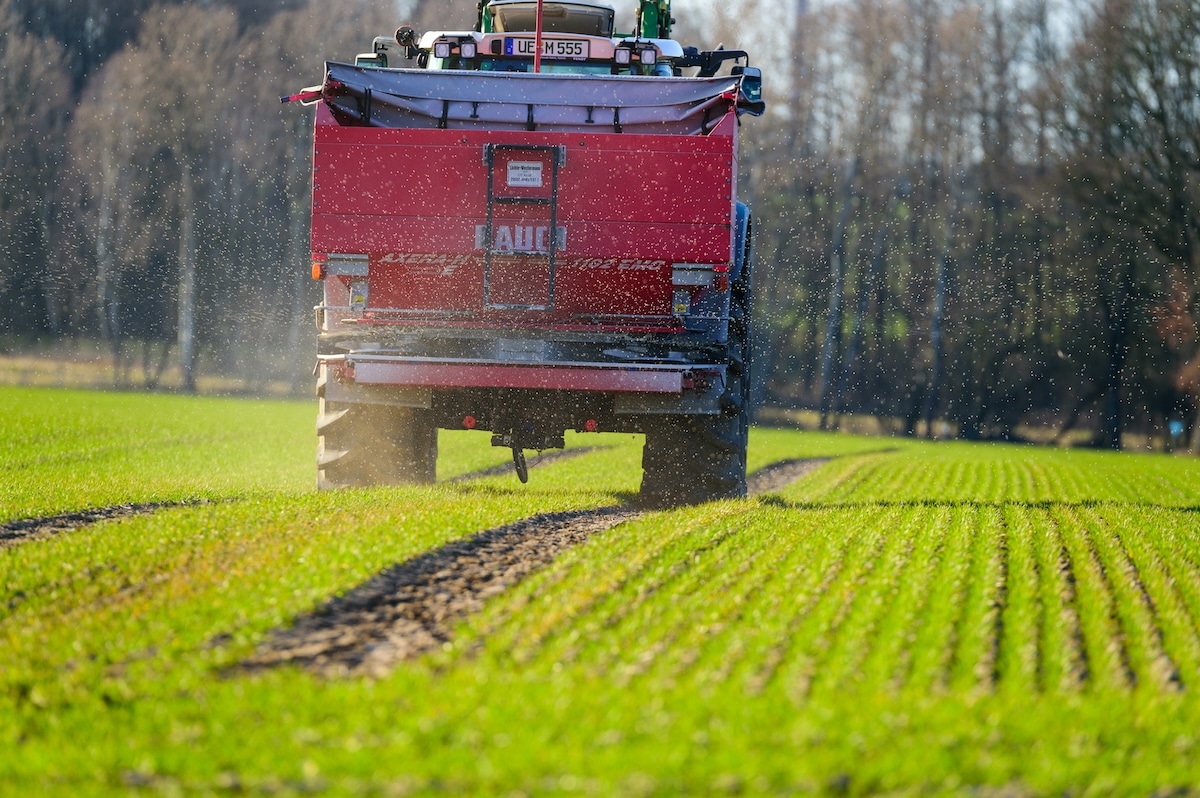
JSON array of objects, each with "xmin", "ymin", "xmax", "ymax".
[{"xmin": 506, "ymin": 161, "xmax": 544, "ymax": 187}]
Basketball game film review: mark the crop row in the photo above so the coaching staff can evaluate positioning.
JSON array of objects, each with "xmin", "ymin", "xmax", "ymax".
[
  {"xmin": 458, "ymin": 499, "xmax": 1200, "ymax": 699},
  {"xmin": 793, "ymin": 443, "xmax": 1200, "ymax": 507}
]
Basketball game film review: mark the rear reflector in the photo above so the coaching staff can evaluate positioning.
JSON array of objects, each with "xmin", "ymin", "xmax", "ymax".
[{"xmin": 672, "ymin": 289, "xmax": 692, "ymax": 316}]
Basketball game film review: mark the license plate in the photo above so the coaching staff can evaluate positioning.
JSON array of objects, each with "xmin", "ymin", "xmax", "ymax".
[{"xmin": 503, "ymin": 37, "xmax": 589, "ymax": 60}]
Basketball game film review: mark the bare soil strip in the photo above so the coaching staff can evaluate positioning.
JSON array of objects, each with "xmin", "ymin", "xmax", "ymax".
[
  {"xmin": 0, "ymin": 503, "xmax": 185, "ymax": 549},
  {"xmin": 240, "ymin": 506, "xmax": 639, "ymax": 678},
  {"xmin": 241, "ymin": 458, "xmax": 827, "ymax": 677},
  {"xmin": 746, "ymin": 458, "xmax": 828, "ymax": 495},
  {"xmin": 0, "ymin": 446, "xmax": 599, "ymax": 552}
]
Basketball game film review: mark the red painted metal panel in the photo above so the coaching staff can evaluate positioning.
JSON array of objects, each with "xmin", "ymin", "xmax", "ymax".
[
  {"xmin": 313, "ymin": 142, "xmax": 733, "ymax": 224},
  {"xmin": 311, "ymin": 216, "xmax": 727, "ymax": 318},
  {"xmin": 310, "ymin": 99, "xmax": 738, "ymax": 324},
  {"xmin": 311, "ymin": 216, "xmax": 729, "ymax": 260},
  {"xmin": 350, "ymin": 360, "xmax": 686, "ymax": 393},
  {"xmin": 311, "ymin": 106, "xmax": 737, "ymax": 229}
]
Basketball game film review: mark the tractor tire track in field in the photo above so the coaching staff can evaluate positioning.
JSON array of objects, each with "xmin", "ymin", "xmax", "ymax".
[
  {"xmin": 240, "ymin": 506, "xmax": 638, "ymax": 678},
  {"xmin": 0, "ymin": 503, "xmax": 190, "ymax": 549},
  {"xmin": 241, "ymin": 458, "xmax": 828, "ymax": 678},
  {"xmin": 0, "ymin": 449, "xmax": 602, "ymax": 552},
  {"xmin": 746, "ymin": 458, "xmax": 828, "ymax": 495}
]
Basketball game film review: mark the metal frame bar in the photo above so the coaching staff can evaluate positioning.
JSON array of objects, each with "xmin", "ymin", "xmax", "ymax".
[{"xmin": 346, "ymin": 358, "xmax": 692, "ymax": 394}]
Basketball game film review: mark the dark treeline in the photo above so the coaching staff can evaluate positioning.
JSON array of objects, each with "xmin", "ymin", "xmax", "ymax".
[
  {"xmin": 729, "ymin": 0, "xmax": 1199, "ymax": 448},
  {"xmin": 0, "ymin": 0, "xmax": 1196, "ymax": 447}
]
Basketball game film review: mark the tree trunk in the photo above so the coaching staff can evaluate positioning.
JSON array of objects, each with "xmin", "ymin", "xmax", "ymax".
[
  {"xmin": 841, "ymin": 199, "xmax": 894, "ymax": 413},
  {"xmin": 177, "ymin": 159, "xmax": 198, "ymax": 392},
  {"xmin": 817, "ymin": 157, "xmax": 858, "ymax": 429},
  {"xmin": 1102, "ymin": 259, "xmax": 1132, "ymax": 450},
  {"xmin": 38, "ymin": 192, "xmax": 60, "ymax": 336},
  {"xmin": 923, "ymin": 207, "xmax": 955, "ymax": 438},
  {"xmin": 95, "ymin": 146, "xmax": 121, "ymax": 382}
]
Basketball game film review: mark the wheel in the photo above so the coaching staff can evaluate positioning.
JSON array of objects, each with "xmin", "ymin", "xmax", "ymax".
[
  {"xmin": 639, "ymin": 257, "xmax": 751, "ymax": 508},
  {"xmin": 316, "ymin": 369, "xmax": 438, "ymax": 489},
  {"xmin": 512, "ymin": 447, "xmax": 529, "ymax": 483}
]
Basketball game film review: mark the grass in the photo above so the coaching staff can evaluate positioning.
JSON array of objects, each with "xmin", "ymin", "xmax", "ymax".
[
  {"xmin": 0, "ymin": 387, "xmax": 313, "ymax": 520},
  {"xmin": 4, "ymin": 386, "xmax": 1200, "ymax": 794}
]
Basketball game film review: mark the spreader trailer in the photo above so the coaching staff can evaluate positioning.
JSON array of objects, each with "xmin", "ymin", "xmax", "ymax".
[{"xmin": 292, "ymin": 0, "xmax": 765, "ymax": 506}]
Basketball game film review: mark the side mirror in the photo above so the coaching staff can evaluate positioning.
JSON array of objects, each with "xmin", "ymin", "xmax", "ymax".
[{"xmin": 732, "ymin": 66, "xmax": 765, "ymax": 116}]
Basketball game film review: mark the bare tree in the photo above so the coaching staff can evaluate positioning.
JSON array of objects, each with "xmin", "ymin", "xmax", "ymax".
[
  {"xmin": 1054, "ymin": 0, "xmax": 1200, "ymax": 447},
  {"xmin": 0, "ymin": 0, "xmax": 70, "ymax": 336},
  {"xmin": 232, "ymin": 0, "xmax": 398, "ymax": 389}
]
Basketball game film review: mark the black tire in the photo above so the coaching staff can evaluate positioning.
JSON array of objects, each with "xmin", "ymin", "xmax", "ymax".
[
  {"xmin": 639, "ymin": 261, "xmax": 752, "ymax": 509},
  {"xmin": 316, "ymin": 369, "xmax": 438, "ymax": 489}
]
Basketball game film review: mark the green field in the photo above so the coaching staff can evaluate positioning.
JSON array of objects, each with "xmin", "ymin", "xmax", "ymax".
[{"xmin": 3, "ymin": 385, "xmax": 1200, "ymax": 795}]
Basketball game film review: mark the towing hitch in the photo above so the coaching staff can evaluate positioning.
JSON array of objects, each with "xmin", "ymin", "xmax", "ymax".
[{"xmin": 490, "ymin": 431, "xmax": 566, "ymax": 484}]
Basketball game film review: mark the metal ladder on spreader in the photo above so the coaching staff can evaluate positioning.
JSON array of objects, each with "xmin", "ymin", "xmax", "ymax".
[{"xmin": 481, "ymin": 143, "xmax": 566, "ymax": 312}]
